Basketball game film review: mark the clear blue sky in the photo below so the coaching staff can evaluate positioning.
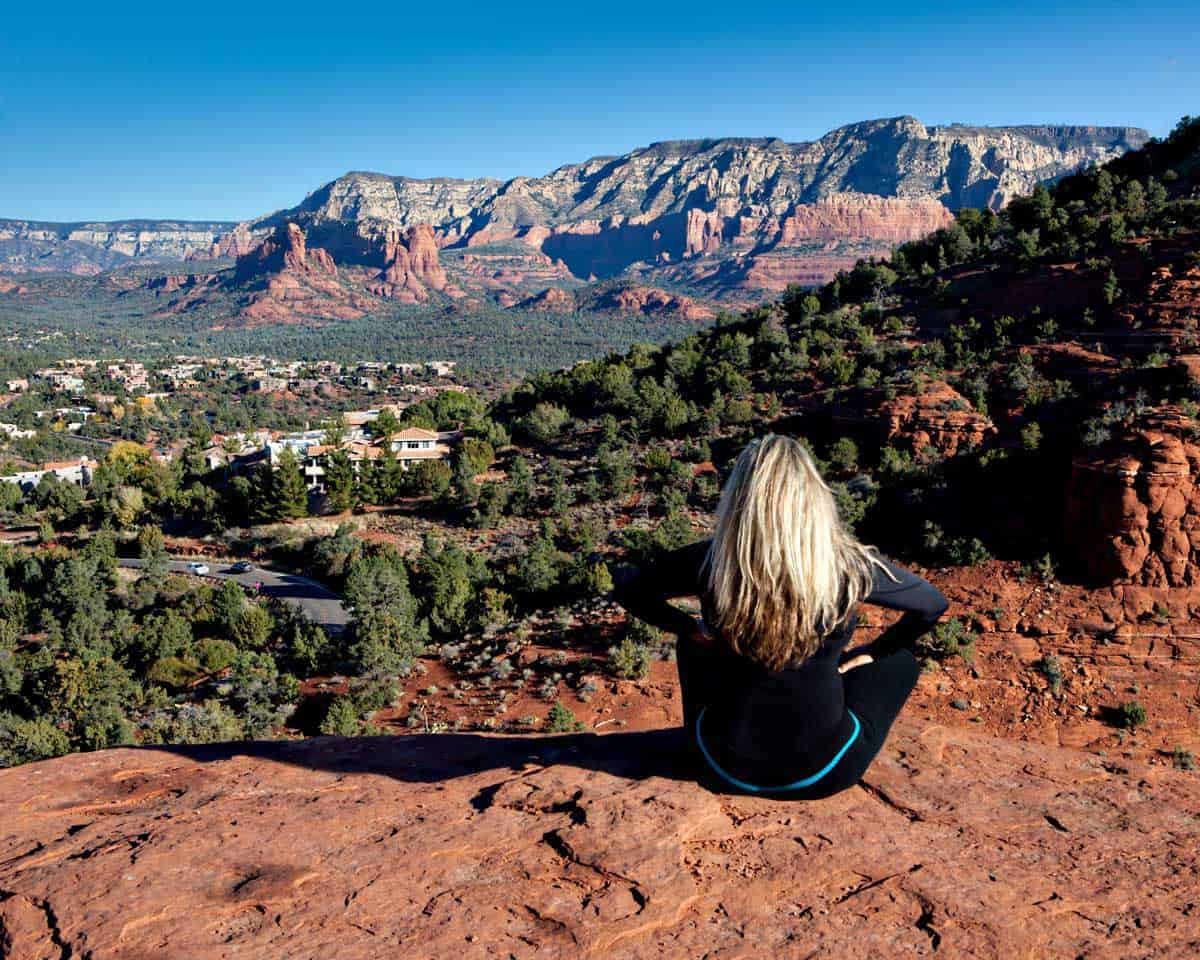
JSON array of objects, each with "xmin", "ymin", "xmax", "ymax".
[{"xmin": 2, "ymin": 0, "xmax": 1196, "ymax": 222}]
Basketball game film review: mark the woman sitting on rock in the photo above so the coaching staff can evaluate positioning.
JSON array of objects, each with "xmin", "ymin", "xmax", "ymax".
[{"xmin": 613, "ymin": 434, "xmax": 948, "ymax": 800}]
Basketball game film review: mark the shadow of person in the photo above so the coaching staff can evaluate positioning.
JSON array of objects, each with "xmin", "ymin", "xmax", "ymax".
[{"xmin": 144, "ymin": 727, "xmax": 700, "ymax": 791}]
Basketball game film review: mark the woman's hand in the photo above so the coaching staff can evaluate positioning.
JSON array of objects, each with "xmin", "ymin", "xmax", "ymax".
[{"xmin": 838, "ymin": 651, "xmax": 875, "ymax": 674}]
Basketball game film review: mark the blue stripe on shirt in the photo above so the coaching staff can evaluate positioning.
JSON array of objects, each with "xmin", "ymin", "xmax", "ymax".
[{"xmin": 695, "ymin": 707, "xmax": 861, "ymax": 794}]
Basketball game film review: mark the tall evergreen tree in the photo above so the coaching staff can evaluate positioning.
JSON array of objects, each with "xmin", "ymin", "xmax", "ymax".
[
  {"xmin": 271, "ymin": 448, "xmax": 309, "ymax": 520},
  {"xmin": 323, "ymin": 450, "xmax": 355, "ymax": 513}
]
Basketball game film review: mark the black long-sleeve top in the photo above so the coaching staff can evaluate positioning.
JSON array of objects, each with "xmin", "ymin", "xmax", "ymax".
[{"xmin": 611, "ymin": 539, "xmax": 948, "ymax": 784}]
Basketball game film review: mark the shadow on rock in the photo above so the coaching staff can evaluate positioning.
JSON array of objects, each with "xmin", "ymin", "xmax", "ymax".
[{"xmin": 145, "ymin": 727, "xmax": 699, "ymax": 787}]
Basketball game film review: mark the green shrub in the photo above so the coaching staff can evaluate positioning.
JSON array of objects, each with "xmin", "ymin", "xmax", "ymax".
[
  {"xmin": 545, "ymin": 700, "xmax": 582, "ymax": 733},
  {"xmin": 608, "ymin": 635, "xmax": 653, "ymax": 680},
  {"xmin": 1036, "ymin": 654, "xmax": 1063, "ymax": 695},
  {"xmin": 1117, "ymin": 700, "xmax": 1147, "ymax": 729},
  {"xmin": 197, "ymin": 638, "xmax": 238, "ymax": 673},
  {"xmin": 1172, "ymin": 746, "xmax": 1196, "ymax": 771},
  {"xmin": 146, "ymin": 656, "xmax": 204, "ymax": 689},
  {"xmin": 319, "ymin": 696, "xmax": 362, "ymax": 736},
  {"xmin": 0, "ymin": 713, "xmax": 70, "ymax": 768},
  {"xmin": 917, "ymin": 618, "xmax": 976, "ymax": 663}
]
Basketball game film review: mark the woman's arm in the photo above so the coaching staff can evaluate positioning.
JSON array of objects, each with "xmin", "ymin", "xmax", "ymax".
[
  {"xmin": 861, "ymin": 555, "xmax": 949, "ymax": 657},
  {"xmin": 610, "ymin": 539, "xmax": 710, "ymax": 638}
]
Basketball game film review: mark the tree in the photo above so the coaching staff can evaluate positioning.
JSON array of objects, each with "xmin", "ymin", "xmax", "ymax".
[
  {"xmin": 33, "ymin": 474, "xmax": 83, "ymax": 524},
  {"xmin": 1103, "ymin": 269, "xmax": 1122, "ymax": 306},
  {"xmin": 138, "ymin": 524, "xmax": 169, "ymax": 584},
  {"xmin": 511, "ymin": 535, "xmax": 563, "ymax": 599},
  {"xmin": 213, "ymin": 579, "xmax": 247, "ymax": 636},
  {"xmin": 271, "ymin": 447, "xmax": 308, "ymax": 520},
  {"xmin": 371, "ymin": 408, "xmax": 401, "ymax": 442},
  {"xmin": 230, "ymin": 604, "xmax": 273, "ymax": 650},
  {"xmin": 323, "ymin": 414, "xmax": 348, "ymax": 447},
  {"xmin": 451, "ymin": 454, "xmax": 480, "ymax": 508},
  {"xmin": 102, "ymin": 485, "xmax": 145, "ymax": 529},
  {"xmin": 344, "ymin": 553, "xmax": 428, "ymax": 674},
  {"xmin": 519, "ymin": 402, "xmax": 571, "ymax": 444},
  {"xmin": 505, "ymin": 456, "xmax": 536, "ymax": 516},
  {"xmin": 459, "ymin": 438, "xmax": 495, "ymax": 475},
  {"xmin": 413, "ymin": 537, "xmax": 479, "ymax": 637},
  {"xmin": 324, "ymin": 450, "xmax": 355, "ymax": 512},
  {"xmin": 403, "ymin": 460, "xmax": 451, "ymax": 498}
]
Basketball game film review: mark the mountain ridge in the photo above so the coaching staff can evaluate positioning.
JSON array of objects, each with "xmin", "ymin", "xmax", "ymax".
[{"xmin": 0, "ymin": 116, "xmax": 1149, "ymax": 321}]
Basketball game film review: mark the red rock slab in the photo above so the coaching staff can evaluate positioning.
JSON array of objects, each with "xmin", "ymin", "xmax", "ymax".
[{"xmin": 0, "ymin": 721, "xmax": 1197, "ymax": 959}]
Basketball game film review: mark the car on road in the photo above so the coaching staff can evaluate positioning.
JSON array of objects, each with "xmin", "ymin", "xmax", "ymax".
[
  {"xmin": 228, "ymin": 560, "xmax": 253, "ymax": 574},
  {"xmin": 186, "ymin": 561, "xmax": 211, "ymax": 576}
]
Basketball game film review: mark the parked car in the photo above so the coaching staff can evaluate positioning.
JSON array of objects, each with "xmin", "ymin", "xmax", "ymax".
[
  {"xmin": 229, "ymin": 560, "xmax": 253, "ymax": 574},
  {"xmin": 186, "ymin": 561, "xmax": 211, "ymax": 576}
]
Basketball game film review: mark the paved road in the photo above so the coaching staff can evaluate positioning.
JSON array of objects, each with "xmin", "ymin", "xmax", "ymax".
[{"xmin": 119, "ymin": 558, "xmax": 350, "ymax": 635}]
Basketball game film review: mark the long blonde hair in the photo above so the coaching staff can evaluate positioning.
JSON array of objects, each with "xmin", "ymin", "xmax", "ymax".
[{"xmin": 703, "ymin": 434, "xmax": 887, "ymax": 670}]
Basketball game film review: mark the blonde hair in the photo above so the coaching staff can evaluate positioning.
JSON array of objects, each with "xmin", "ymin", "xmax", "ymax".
[{"xmin": 703, "ymin": 434, "xmax": 887, "ymax": 670}]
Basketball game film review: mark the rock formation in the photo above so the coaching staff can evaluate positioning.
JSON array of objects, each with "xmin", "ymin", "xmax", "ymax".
[
  {"xmin": 0, "ymin": 218, "xmax": 233, "ymax": 274},
  {"xmin": 190, "ymin": 223, "xmax": 370, "ymax": 327},
  {"xmin": 875, "ymin": 381, "xmax": 997, "ymax": 457},
  {"xmin": 212, "ymin": 117, "xmax": 1145, "ymax": 298},
  {"xmin": 0, "ymin": 722, "xmax": 1195, "ymax": 958},
  {"xmin": 371, "ymin": 224, "xmax": 449, "ymax": 302},
  {"xmin": 0, "ymin": 117, "xmax": 1148, "ymax": 312},
  {"xmin": 1064, "ymin": 417, "xmax": 1200, "ymax": 586}
]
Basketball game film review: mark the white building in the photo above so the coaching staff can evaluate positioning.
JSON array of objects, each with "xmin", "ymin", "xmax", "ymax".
[{"xmin": 0, "ymin": 457, "xmax": 97, "ymax": 493}]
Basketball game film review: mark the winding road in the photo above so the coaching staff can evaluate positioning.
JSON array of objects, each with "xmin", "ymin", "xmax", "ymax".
[{"xmin": 119, "ymin": 558, "xmax": 350, "ymax": 635}]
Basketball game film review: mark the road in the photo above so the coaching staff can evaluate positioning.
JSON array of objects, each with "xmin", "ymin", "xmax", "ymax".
[{"xmin": 119, "ymin": 558, "xmax": 350, "ymax": 635}]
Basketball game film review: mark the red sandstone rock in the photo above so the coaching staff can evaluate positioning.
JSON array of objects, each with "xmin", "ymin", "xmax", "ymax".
[
  {"xmin": 778, "ymin": 194, "xmax": 955, "ymax": 246},
  {"xmin": 591, "ymin": 285, "xmax": 715, "ymax": 321},
  {"xmin": 875, "ymin": 381, "xmax": 996, "ymax": 457},
  {"xmin": 374, "ymin": 224, "xmax": 449, "ymax": 301},
  {"xmin": 518, "ymin": 287, "xmax": 576, "ymax": 312},
  {"xmin": 684, "ymin": 208, "xmax": 724, "ymax": 257},
  {"xmin": 1065, "ymin": 418, "xmax": 1200, "ymax": 586},
  {"xmin": 0, "ymin": 723, "xmax": 1195, "ymax": 958}
]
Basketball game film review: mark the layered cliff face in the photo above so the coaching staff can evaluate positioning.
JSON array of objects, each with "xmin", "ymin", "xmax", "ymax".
[
  {"xmin": 0, "ymin": 219, "xmax": 233, "ymax": 274},
  {"xmin": 216, "ymin": 116, "xmax": 1145, "ymax": 298},
  {"xmin": 0, "ymin": 116, "xmax": 1146, "ymax": 315}
]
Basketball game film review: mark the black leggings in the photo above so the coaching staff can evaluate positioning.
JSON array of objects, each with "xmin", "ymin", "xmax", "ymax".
[{"xmin": 675, "ymin": 636, "xmax": 920, "ymax": 800}]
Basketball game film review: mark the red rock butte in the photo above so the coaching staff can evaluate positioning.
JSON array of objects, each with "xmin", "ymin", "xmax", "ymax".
[{"xmin": 1, "ymin": 720, "xmax": 1196, "ymax": 958}]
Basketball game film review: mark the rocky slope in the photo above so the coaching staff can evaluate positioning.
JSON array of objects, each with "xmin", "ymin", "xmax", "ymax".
[
  {"xmin": 0, "ymin": 219, "xmax": 233, "ymax": 275},
  {"xmin": 1, "ymin": 717, "xmax": 1195, "ymax": 959}
]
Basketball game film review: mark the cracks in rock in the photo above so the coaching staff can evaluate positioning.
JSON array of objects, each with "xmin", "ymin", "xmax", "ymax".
[
  {"xmin": 540, "ymin": 829, "xmax": 648, "ymax": 916},
  {"xmin": 858, "ymin": 781, "xmax": 925, "ymax": 822},
  {"xmin": 914, "ymin": 897, "xmax": 942, "ymax": 951},
  {"xmin": 833, "ymin": 864, "xmax": 923, "ymax": 906},
  {"xmin": 0, "ymin": 889, "xmax": 73, "ymax": 960},
  {"xmin": 66, "ymin": 831, "xmax": 152, "ymax": 866},
  {"xmin": 1044, "ymin": 814, "xmax": 1070, "ymax": 833},
  {"xmin": 231, "ymin": 871, "xmax": 264, "ymax": 895}
]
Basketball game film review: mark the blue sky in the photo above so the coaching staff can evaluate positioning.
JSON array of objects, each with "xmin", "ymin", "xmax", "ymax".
[{"xmin": 1, "ymin": 0, "xmax": 1196, "ymax": 221}]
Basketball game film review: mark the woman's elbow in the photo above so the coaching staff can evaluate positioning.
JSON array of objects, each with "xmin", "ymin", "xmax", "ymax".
[{"xmin": 928, "ymin": 590, "xmax": 950, "ymax": 622}]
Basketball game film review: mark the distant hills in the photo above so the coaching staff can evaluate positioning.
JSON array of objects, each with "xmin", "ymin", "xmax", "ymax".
[{"xmin": 0, "ymin": 117, "xmax": 1147, "ymax": 326}]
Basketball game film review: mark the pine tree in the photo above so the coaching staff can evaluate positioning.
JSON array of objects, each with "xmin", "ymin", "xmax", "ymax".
[
  {"xmin": 324, "ymin": 450, "xmax": 355, "ymax": 512},
  {"xmin": 272, "ymin": 447, "xmax": 309, "ymax": 520}
]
